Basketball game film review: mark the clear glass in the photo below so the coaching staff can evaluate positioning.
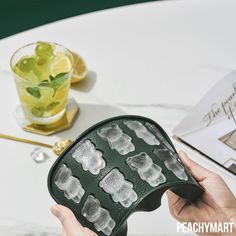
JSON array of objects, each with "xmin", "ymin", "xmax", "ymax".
[{"xmin": 10, "ymin": 42, "xmax": 73, "ymax": 125}]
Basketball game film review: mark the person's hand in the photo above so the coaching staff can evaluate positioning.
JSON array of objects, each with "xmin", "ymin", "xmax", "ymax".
[
  {"xmin": 167, "ymin": 150, "xmax": 236, "ymax": 236},
  {"xmin": 51, "ymin": 204, "xmax": 98, "ymax": 236}
]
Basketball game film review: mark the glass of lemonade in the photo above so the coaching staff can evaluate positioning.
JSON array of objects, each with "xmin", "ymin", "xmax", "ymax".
[{"xmin": 10, "ymin": 42, "xmax": 73, "ymax": 125}]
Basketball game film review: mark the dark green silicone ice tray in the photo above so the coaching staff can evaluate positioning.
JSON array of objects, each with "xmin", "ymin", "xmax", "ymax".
[{"xmin": 48, "ymin": 115, "xmax": 204, "ymax": 236}]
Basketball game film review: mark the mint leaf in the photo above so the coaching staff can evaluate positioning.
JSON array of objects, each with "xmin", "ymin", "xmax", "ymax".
[
  {"xmin": 49, "ymin": 72, "xmax": 69, "ymax": 97},
  {"xmin": 26, "ymin": 87, "xmax": 41, "ymax": 98},
  {"xmin": 38, "ymin": 80, "xmax": 52, "ymax": 88},
  {"xmin": 49, "ymin": 75, "xmax": 54, "ymax": 80},
  {"xmin": 46, "ymin": 102, "xmax": 60, "ymax": 111},
  {"xmin": 36, "ymin": 73, "xmax": 68, "ymax": 98},
  {"xmin": 31, "ymin": 107, "xmax": 45, "ymax": 117},
  {"xmin": 50, "ymin": 72, "xmax": 68, "ymax": 89},
  {"xmin": 54, "ymin": 72, "xmax": 68, "ymax": 80},
  {"xmin": 31, "ymin": 102, "xmax": 60, "ymax": 117}
]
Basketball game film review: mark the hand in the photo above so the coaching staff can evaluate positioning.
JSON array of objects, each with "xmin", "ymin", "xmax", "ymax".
[
  {"xmin": 167, "ymin": 150, "xmax": 236, "ymax": 236},
  {"xmin": 51, "ymin": 204, "xmax": 98, "ymax": 236}
]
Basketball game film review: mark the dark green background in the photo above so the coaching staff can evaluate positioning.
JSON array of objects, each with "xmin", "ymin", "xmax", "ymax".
[{"xmin": 0, "ymin": 0, "xmax": 160, "ymax": 39}]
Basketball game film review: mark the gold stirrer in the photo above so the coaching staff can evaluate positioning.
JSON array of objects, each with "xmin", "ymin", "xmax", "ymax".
[{"xmin": 0, "ymin": 133, "xmax": 72, "ymax": 155}]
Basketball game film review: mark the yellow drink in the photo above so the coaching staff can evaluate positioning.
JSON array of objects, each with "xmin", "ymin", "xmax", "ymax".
[{"xmin": 11, "ymin": 42, "xmax": 73, "ymax": 125}]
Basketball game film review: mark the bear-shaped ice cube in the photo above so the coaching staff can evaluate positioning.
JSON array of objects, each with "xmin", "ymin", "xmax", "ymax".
[
  {"xmin": 124, "ymin": 120, "xmax": 160, "ymax": 145},
  {"xmin": 97, "ymin": 123, "xmax": 135, "ymax": 155},
  {"xmin": 145, "ymin": 122, "xmax": 175, "ymax": 152},
  {"xmin": 82, "ymin": 195, "xmax": 116, "ymax": 236},
  {"xmin": 54, "ymin": 164, "xmax": 85, "ymax": 203},
  {"xmin": 72, "ymin": 139, "xmax": 105, "ymax": 175},
  {"xmin": 153, "ymin": 148, "xmax": 188, "ymax": 181},
  {"xmin": 99, "ymin": 168, "xmax": 138, "ymax": 207},
  {"xmin": 126, "ymin": 152, "xmax": 166, "ymax": 187}
]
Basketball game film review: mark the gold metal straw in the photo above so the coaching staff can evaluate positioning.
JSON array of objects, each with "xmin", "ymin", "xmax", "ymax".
[
  {"xmin": 0, "ymin": 133, "xmax": 53, "ymax": 148},
  {"xmin": 0, "ymin": 133, "xmax": 72, "ymax": 155}
]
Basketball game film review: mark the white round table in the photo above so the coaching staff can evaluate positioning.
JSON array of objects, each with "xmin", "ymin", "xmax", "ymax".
[{"xmin": 0, "ymin": 0, "xmax": 235, "ymax": 235}]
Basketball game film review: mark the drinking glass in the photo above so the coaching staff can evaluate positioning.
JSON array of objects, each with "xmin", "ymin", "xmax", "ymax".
[{"xmin": 10, "ymin": 42, "xmax": 73, "ymax": 125}]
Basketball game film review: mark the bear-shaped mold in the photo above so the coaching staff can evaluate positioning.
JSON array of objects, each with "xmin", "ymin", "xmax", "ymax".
[
  {"xmin": 126, "ymin": 152, "xmax": 166, "ymax": 187},
  {"xmin": 54, "ymin": 164, "xmax": 85, "ymax": 203},
  {"xmin": 97, "ymin": 123, "xmax": 135, "ymax": 155},
  {"xmin": 48, "ymin": 115, "xmax": 205, "ymax": 236},
  {"xmin": 124, "ymin": 120, "xmax": 160, "ymax": 145},
  {"xmin": 99, "ymin": 168, "xmax": 138, "ymax": 207},
  {"xmin": 153, "ymin": 147, "xmax": 188, "ymax": 181},
  {"xmin": 72, "ymin": 139, "xmax": 105, "ymax": 175},
  {"xmin": 82, "ymin": 195, "xmax": 116, "ymax": 235}
]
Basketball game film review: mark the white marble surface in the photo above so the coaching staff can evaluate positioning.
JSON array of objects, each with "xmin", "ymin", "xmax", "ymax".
[{"xmin": 0, "ymin": 0, "xmax": 236, "ymax": 235}]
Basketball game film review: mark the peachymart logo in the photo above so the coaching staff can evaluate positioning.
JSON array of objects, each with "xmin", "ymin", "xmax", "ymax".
[{"xmin": 177, "ymin": 222, "xmax": 234, "ymax": 233}]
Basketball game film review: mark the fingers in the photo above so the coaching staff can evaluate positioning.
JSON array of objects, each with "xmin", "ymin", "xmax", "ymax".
[
  {"xmin": 83, "ymin": 227, "xmax": 98, "ymax": 236},
  {"xmin": 61, "ymin": 229, "xmax": 67, "ymax": 236},
  {"xmin": 178, "ymin": 150, "xmax": 215, "ymax": 182},
  {"xmin": 166, "ymin": 190, "xmax": 188, "ymax": 221},
  {"xmin": 51, "ymin": 205, "xmax": 86, "ymax": 236}
]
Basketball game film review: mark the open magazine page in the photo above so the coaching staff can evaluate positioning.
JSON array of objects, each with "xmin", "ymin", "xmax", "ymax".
[{"xmin": 173, "ymin": 71, "xmax": 236, "ymax": 175}]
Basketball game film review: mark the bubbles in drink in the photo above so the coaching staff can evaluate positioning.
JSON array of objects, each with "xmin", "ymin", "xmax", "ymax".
[
  {"xmin": 124, "ymin": 120, "xmax": 160, "ymax": 145},
  {"xmin": 97, "ymin": 123, "xmax": 135, "ymax": 155},
  {"xmin": 153, "ymin": 148, "xmax": 188, "ymax": 181},
  {"xmin": 126, "ymin": 152, "xmax": 166, "ymax": 187},
  {"xmin": 145, "ymin": 122, "xmax": 175, "ymax": 152},
  {"xmin": 72, "ymin": 139, "xmax": 106, "ymax": 175},
  {"xmin": 54, "ymin": 164, "xmax": 85, "ymax": 203},
  {"xmin": 99, "ymin": 168, "xmax": 138, "ymax": 207},
  {"xmin": 82, "ymin": 195, "xmax": 116, "ymax": 235}
]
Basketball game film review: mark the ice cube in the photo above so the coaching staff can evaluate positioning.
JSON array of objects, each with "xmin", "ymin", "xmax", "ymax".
[
  {"xmin": 54, "ymin": 164, "xmax": 85, "ymax": 203},
  {"xmin": 97, "ymin": 123, "xmax": 135, "ymax": 155},
  {"xmin": 30, "ymin": 147, "xmax": 50, "ymax": 163},
  {"xmin": 145, "ymin": 122, "xmax": 174, "ymax": 151},
  {"xmin": 82, "ymin": 195, "xmax": 116, "ymax": 235},
  {"xmin": 72, "ymin": 139, "xmax": 105, "ymax": 175},
  {"xmin": 153, "ymin": 148, "xmax": 188, "ymax": 181},
  {"xmin": 124, "ymin": 120, "xmax": 160, "ymax": 145},
  {"xmin": 64, "ymin": 177, "xmax": 85, "ymax": 203},
  {"xmin": 99, "ymin": 169, "xmax": 138, "ymax": 207},
  {"xmin": 54, "ymin": 164, "xmax": 72, "ymax": 190},
  {"xmin": 126, "ymin": 152, "xmax": 166, "ymax": 187}
]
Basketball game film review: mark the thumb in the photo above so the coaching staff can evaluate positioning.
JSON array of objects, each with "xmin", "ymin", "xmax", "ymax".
[
  {"xmin": 51, "ymin": 205, "xmax": 86, "ymax": 236},
  {"xmin": 166, "ymin": 190, "xmax": 188, "ymax": 220},
  {"xmin": 178, "ymin": 150, "xmax": 214, "ymax": 182}
]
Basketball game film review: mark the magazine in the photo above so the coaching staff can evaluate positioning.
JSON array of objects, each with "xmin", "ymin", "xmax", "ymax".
[{"xmin": 173, "ymin": 71, "xmax": 236, "ymax": 176}]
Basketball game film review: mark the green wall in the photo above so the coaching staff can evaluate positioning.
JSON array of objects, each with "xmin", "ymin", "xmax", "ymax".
[{"xmin": 0, "ymin": 0, "xmax": 158, "ymax": 39}]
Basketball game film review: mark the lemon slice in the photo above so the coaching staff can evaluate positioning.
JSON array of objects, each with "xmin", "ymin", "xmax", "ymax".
[
  {"xmin": 50, "ymin": 52, "xmax": 72, "ymax": 77},
  {"xmin": 71, "ymin": 52, "xmax": 87, "ymax": 84}
]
